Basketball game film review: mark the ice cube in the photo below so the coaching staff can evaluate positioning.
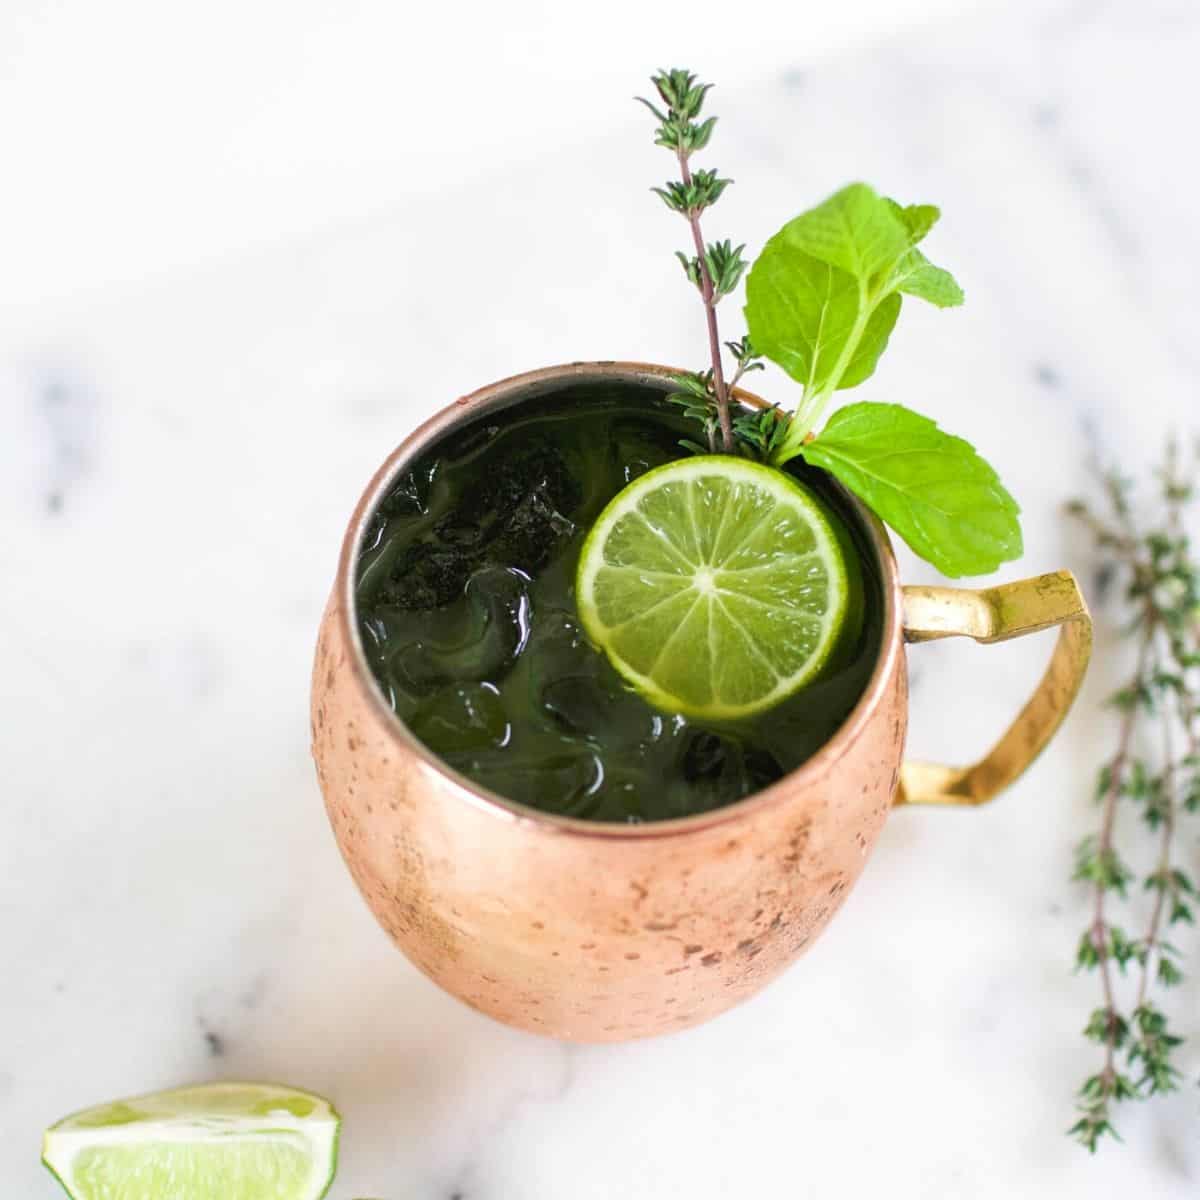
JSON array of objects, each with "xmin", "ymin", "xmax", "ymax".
[
  {"xmin": 491, "ymin": 487, "xmax": 576, "ymax": 575},
  {"xmin": 540, "ymin": 675, "xmax": 664, "ymax": 749},
  {"xmin": 742, "ymin": 745, "xmax": 785, "ymax": 792},
  {"xmin": 609, "ymin": 418, "xmax": 677, "ymax": 485},
  {"xmin": 678, "ymin": 730, "xmax": 784, "ymax": 805},
  {"xmin": 446, "ymin": 748, "xmax": 604, "ymax": 815},
  {"xmin": 378, "ymin": 542, "xmax": 473, "ymax": 610},
  {"xmin": 486, "ymin": 438, "xmax": 581, "ymax": 521},
  {"xmin": 523, "ymin": 608, "xmax": 666, "ymax": 749},
  {"xmin": 441, "ymin": 437, "xmax": 580, "ymax": 546},
  {"xmin": 380, "ymin": 439, "xmax": 580, "ymax": 610},
  {"xmin": 378, "ymin": 462, "xmax": 438, "ymax": 517},
  {"xmin": 391, "ymin": 566, "xmax": 532, "ymax": 690},
  {"xmin": 408, "ymin": 682, "xmax": 511, "ymax": 755},
  {"xmin": 681, "ymin": 730, "xmax": 727, "ymax": 782},
  {"xmin": 522, "ymin": 609, "xmax": 593, "ymax": 694}
]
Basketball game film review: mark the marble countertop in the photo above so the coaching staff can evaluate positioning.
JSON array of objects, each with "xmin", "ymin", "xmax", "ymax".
[{"xmin": 4, "ymin": 0, "xmax": 1198, "ymax": 1195}]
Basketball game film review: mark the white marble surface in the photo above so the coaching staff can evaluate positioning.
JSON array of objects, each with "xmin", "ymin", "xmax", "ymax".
[
  {"xmin": 4, "ymin": 0, "xmax": 1199, "ymax": 1195},
  {"xmin": 0, "ymin": 0, "xmax": 992, "ymax": 319}
]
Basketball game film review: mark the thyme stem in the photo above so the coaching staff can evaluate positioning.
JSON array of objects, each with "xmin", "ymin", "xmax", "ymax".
[
  {"xmin": 1091, "ymin": 629, "xmax": 1153, "ymax": 1081},
  {"xmin": 1135, "ymin": 674, "xmax": 1177, "ymax": 1012},
  {"xmin": 676, "ymin": 149, "xmax": 733, "ymax": 453}
]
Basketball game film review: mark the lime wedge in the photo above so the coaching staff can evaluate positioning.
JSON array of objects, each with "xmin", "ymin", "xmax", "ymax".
[
  {"xmin": 42, "ymin": 1082, "xmax": 340, "ymax": 1200},
  {"xmin": 576, "ymin": 455, "xmax": 851, "ymax": 720}
]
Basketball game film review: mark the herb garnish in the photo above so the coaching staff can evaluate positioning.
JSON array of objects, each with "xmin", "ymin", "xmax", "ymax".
[
  {"xmin": 1066, "ymin": 441, "xmax": 1200, "ymax": 1151},
  {"xmin": 641, "ymin": 68, "xmax": 1022, "ymax": 578},
  {"xmin": 638, "ymin": 69, "xmax": 746, "ymax": 453}
]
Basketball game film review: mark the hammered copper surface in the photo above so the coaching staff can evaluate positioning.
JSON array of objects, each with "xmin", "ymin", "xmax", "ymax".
[
  {"xmin": 310, "ymin": 362, "xmax": 1089, "ymax": 1042},
  {"xmin": 314, "ymin": 598, "xmax": 905, "ymax": 1041}
]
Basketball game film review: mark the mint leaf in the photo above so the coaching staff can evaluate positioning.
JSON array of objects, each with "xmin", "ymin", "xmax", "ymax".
[
  {"xmin": 798, "ymin": 402, "xmax": 1022, "ymax": 577},
  {"xmin": 745, "ymin": 183, "xmax": 964, "ymax": 451},
  {"xmin": 893, "ymin": 202, "xmax": 940, "ymax": 243},
  {"xmin": 744, "ymin": 242, "xmax": 899, "ymax": 395},
  {"xmin": 882, "ymin": 198, "xmax": 963, "ymax": 306},
  {"xmin": 841, "ymin": 292, "xmax": 902, "ymax": 387},
  {"xmin": 776, "ymin": 182, "xmax": 910, "ymax": 282},
  {"xmin": 890, "ymin": 249, "xmax": 964, "ymax": 308}
]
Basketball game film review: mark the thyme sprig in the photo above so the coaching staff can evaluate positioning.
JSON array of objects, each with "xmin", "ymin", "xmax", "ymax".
[
  {"xmin": 639, "ymin": 69, "xmax": 746, "ymax": 453},
  {"xmin": 1067, "ymin": 438, "xmax": 1200, "ymax": 1151}
]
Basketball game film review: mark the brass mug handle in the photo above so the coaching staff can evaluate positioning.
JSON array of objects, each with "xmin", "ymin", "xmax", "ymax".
[{"xmin": 896, "ymin": 570, "xmax": 1093, "ymax": 806}]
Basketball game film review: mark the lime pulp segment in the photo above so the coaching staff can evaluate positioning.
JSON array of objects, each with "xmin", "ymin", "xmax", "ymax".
[
  {"xmin": 42, "ymin": 1082, "xmax": 340, "ymax": 1200},
  {"xmin": 575, "ymin": 455, "xmax": 851, "ymax": 720}
]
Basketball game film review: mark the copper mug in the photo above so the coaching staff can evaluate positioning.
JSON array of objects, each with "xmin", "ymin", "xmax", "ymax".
[{"xmin": 311, "ymin": 362, "xmax": 1092, "ymax": 1042}]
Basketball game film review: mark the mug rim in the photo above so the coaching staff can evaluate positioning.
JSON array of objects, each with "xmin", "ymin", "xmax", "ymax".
[{"xmin": 333, "ymin": 361, "xmax": 904, "ymax": 841}]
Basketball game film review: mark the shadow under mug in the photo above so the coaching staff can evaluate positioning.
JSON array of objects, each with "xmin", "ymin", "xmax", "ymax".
[{"xmin": 311, "ymin": 362, "xmax": 1092, "ymax": 1042}]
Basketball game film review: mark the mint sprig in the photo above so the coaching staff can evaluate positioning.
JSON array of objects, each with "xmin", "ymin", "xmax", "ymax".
[
  {"xmin": 738, "ymin": 181, "xmax": 1019, "ymax": 576},
  {"xmin": 746, "ymin": 182, "xmax": 964, "ymax": 456},
  {"xmin": 638, "ymin": 74, "xmax": 1021, "ymax": 580}
]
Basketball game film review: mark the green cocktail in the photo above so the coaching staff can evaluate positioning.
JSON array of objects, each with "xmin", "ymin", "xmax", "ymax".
[{"xmin": 355, "ymin": 380, "xmax": 882, "ymax": 822}]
